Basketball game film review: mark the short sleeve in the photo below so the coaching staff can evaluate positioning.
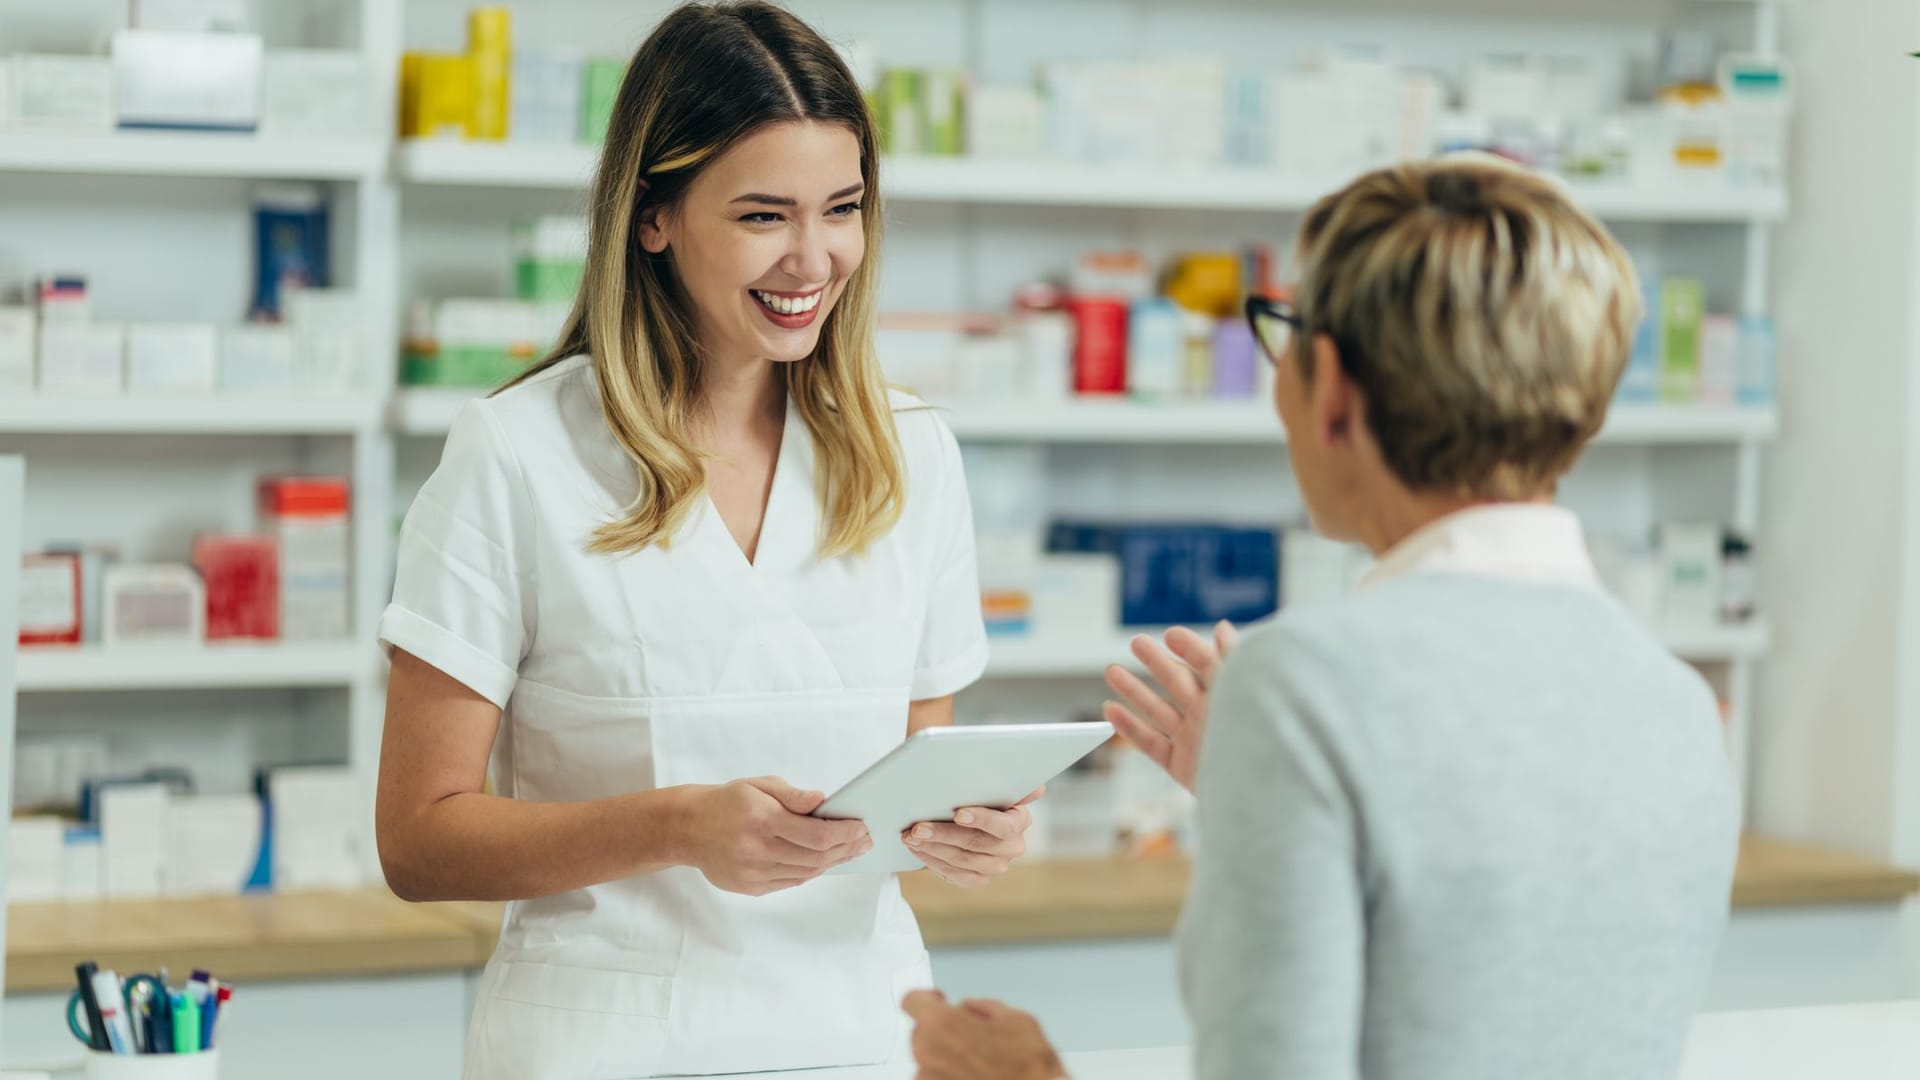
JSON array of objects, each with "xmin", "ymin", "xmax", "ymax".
[
  {"xmin": 911, "ymin": 416, "xmax": 989, "ymax": 699},
  {"xmin": 378, "ymin": 401, "xmax": 536, "ymax": 709}
]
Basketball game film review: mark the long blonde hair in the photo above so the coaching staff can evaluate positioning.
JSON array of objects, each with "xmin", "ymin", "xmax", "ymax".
[{"xmin": 500, "ymin": 1, "xmax": 902, "ymax": 558}]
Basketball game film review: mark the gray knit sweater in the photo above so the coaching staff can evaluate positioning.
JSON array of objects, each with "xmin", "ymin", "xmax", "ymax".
[{"xmin": 1178, "ymin": 574, "xmax": 1740, "ymax": 1080}]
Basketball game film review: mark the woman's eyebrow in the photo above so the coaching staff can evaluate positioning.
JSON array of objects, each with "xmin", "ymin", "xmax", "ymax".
[{"xmin": 729, "ymin": 182, "xmax": 866, "ymax": 207}]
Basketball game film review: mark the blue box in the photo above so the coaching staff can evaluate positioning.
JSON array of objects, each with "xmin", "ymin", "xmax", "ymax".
[{"xmin": 1048, "ymin": 522, "xmax": 1279, "ymax": 626}]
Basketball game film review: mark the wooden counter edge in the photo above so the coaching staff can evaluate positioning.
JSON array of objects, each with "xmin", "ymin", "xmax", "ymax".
[{"xmin": 9, "ymin": 836, "xmax": 1916, "ymax": 992}]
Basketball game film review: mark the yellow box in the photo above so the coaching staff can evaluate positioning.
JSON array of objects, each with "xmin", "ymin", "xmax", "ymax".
[{"xmin": 401, "ymin": 52, "xmax": 474, "ymax": 138}]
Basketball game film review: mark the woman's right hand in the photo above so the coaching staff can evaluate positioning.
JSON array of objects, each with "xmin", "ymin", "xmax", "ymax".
[
  {"xmin": 680, "ymin": 776, "xmax": 873, "ymax": 896},
  {"xmin": 1103, "ymin": 621, "xmax": 1241, "ymax": 794}
]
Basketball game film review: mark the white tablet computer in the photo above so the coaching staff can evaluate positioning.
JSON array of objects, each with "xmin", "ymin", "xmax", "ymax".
[{"xmin": 815, "ymin": 721, "xmax": 1114, "ymax": 875}]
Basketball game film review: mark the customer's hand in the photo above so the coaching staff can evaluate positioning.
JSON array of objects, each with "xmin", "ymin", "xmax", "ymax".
[
  {"xmin": 904, "ymin": 788, "xmax": 1041, "ymax": 888},
  {"xmin": 1103, "ymin": 621, "xmax": 1241, "ymax": 793},
  {"xmin": 901, "ymin": 990, "xmax": 1067, "ymax": 1080},
  {"xmin": 681, "ymin": 777, "xmax": 871, "ymax": 896}
]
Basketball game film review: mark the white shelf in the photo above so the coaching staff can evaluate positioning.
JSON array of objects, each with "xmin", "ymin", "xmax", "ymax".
[
  {"xmin": 391, "ymin": 388, "xmax": 1776, "ymax": 445},
  {"xmin": 886, "ymin": 157, "xmax": 1789, "ymax": 223},
  {"xmin": 395, "ymin": 139, "xmax": 599, "ymax": 187},
  {"xmin": 390, "ymin": 387, "xmax": 486, "ymax": 435},
  {"xmin": 0, "ymin": 131, "xmax": 384, "ymax": 181},
  {"xmin": 985, "ymin": 620, "xmax": 1771, "ymax": 678},
  {"xmin": 16, "ymin": 642, "xmax": 368, "ymax": 693},
  {"xmin": 391, "ymin": 141, "xmax": 1787, "ymax": 224},
  {"xmin": 0, "ymin": 395, "xmax": 382, "ymax": 436}
]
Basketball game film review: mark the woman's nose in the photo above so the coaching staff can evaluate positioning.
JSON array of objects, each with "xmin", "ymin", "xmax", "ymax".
[{"xmin": 781, "ymin": 226, "xmax": 834, "ymax": 284}]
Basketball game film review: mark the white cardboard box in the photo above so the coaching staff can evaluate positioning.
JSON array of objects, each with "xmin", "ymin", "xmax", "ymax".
[
  {"xmin": 268, "ymin": 766, "xmax": 363, "ymax": 890},
  {"xmin": 164, "ymin": 794, "xmax": 263, "ymax": 896},
  {"xmin": 37, "ymin": 322, "xmax": 125, "ymax": 394},
  {"xmin": 101, "ymin": 783, "xmax": 168, "ymax": 899},
  {"xmin": 11, "ymin": 55, "xmax": 115, "ymax": 131},
  {"xmin": 6, "ymin": 818, "xmax": 65, "ymax": 902},
  {"xmin": 218, "ymin": 324, "xmax": 296, "ymax": 391},
  {"xmin": 261, "ymin": 49, "xmax": 370, "ymax": 137},
  {"xmin": 127, "ymin": 322, "xmax": 218, "ymax": 392},
  {"xmin": 0, "ymin": 305, "xmax": 36, "ymax": 392},
  {"xmin": 112, "ymin": 30, "xmax": 261, "ymax": 131}
]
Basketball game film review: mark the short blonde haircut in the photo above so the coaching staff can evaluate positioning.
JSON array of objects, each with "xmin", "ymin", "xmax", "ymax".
[{"xmin": 1294, "ymin": 155, "xmax": 1641, "ymax": 499}]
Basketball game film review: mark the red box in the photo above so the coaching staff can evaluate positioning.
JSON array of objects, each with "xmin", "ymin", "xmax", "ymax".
[
  {"xmin": 193, "ymin": 535, "xmax": 281, "ymax": 641},
  {"xmin": 19, "ymin": 553, "xmax": 82, "ymax": 646},
  {"xmin": 1069, "ymin": 296, "xmax": 1129, "ymax": 395}
]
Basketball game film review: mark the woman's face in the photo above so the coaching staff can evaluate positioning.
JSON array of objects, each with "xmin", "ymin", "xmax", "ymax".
[{"xmin": 641, "ymin": 120, "xmax": 867, "ymax": 369}]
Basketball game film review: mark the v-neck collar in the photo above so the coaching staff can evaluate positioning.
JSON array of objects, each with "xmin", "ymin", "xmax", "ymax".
[{"xmin": 696, "ymin": 397, "xmax": 814, "ymax": 574}]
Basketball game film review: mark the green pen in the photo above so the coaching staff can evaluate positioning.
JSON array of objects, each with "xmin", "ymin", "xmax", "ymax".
[{"xmin": 172, "ymin": 993, "xmax": 201, "ymax": 1054}]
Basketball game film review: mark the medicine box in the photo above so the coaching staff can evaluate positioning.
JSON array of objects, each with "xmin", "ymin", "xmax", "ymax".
[
  {"xmin": 261, "ymin": 50, "xmax": 370, "ymax": 137},
  {"xmin": 37, "ymin": 323, "xmax": 126, "ymax": 395},
  {"xmin": 19, "ymin": 553, "xmax": 83, "ymax": 646},
  {"xmin": 194, "ymin": 534, "xmax": 280, "ymax": 641},
  {"xmin": 1658, "ymin": 278, "xmax": 1705, "ymax": 403},
  {"xmin": 0, "ymin": 306, "xmax": 35, "ymax": 392},
  {"xmin": 1048, "ymin": 522, "xmax": 1280, "ymax": 627},
  {"xmin": 112, "ymin": 30, "xmax": 262, "ymax": 131},
  {"xmin": 219, "ymin": 324, "xmax": 297, "ymax": 391},
  {"xmin": 6, "ymin": 818, "xmax": 65, "ymax": 902},
  {"xmin": 11, "ymin": 55, "xmax": 115, "ymax": 131},
  {"xmin": 514, "ymin": 216, "xmax": 588, "ymax": 302},
  {"xmin": 258, "ymin": 476, "xmax": 351, "ymax": 639},
  {"xmin": 102, "ymin": 563, "xmax": 206, "ymax": 645},
  {"xmin": 127, "ymin": 322, "xmax": 218, "ymax": 392},
  {"xmin": 511, "ymin": 52, "xmax": 584, "ymax": 144}
]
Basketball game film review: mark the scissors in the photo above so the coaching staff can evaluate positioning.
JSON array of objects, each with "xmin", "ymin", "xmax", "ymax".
[{"xmin": 67, "ymin": 972, "xmax": 170, "ymax": 1052}]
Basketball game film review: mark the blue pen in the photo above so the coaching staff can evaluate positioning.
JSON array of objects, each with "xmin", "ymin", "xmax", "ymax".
[{"xmin": 199, "ymin": 980, "xmax": 219, "ymax": 1049}]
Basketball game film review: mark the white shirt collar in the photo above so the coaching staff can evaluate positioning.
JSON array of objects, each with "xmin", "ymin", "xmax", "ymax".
[{"xmin": 1359, "ymin": 504, "xmax": 1603, "ymax": 591}]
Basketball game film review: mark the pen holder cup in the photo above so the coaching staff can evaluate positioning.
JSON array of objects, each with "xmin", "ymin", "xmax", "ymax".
[{"xmin": 85, "ymin": 1050, "xmax": 220, "ymax": 1079}]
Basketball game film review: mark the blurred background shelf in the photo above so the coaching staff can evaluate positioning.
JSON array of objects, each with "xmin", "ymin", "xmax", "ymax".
[
  {"xmin": 0, "ymin": 132, "xmax": 384, "ymax": 181},
  {"xmin": 392, "ymin": 141, "xmax": 1786, "ymax": 223},
  {"xmin": 0, "ymin": 395, "xmax": 382, "ymax": 435},
  {"xmin": 391, "ymin": 388, "xmax": 1777, "ymax": 445},
  {"xmin": 985, "ymin": 620, "xmax": 1770, "ymax": 677},
  {"xmin": 16, "ymin": 642, "xmax": 367, "ymax": 692}
]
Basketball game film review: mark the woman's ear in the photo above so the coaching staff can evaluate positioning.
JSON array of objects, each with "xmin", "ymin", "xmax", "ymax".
[
  {"xmin": 1310, "ymin": 334, "xmax": 1356, "ymax": 444},
  {"xmin": 638, "ymin": 202, "xmax": 671, "ymax": 255}
]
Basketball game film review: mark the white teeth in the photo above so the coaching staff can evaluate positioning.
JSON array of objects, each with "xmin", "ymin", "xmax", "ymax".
[{"xmin": 753, "ymin": 289, "xmax": 822, "ymax": 316}]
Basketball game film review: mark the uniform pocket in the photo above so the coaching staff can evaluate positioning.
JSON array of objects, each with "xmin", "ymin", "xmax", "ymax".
[{"xmin": 474, "ymin": 961, "xmax": 672, "ymax": 1080}]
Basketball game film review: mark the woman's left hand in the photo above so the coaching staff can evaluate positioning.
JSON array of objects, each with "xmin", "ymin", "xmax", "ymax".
[
  {"xmin": 903, "ymin": 788, "xmax": 1041, "ymax": 888},
  {"xmin": 901, "ymin": 990, "xmax": 1066, "ymax": 1080}
]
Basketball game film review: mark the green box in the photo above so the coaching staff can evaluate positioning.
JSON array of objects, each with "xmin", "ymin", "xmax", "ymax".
[
  {"xmin": 921, "ymin": 69, "xmax": 965, "ymax": 156},
  {"xmin": 515, "ymin": 259, "xmax": 584, "ymax": 303},
  {"xmin": 402, "ymin": 343, "xmax": 529, "ymax": 388},
  {"xmin": 1658, "ymin": 278, "xmax": 1705, "ymax": 403},
  {"xmin": 878, "ymin": 68, "xmax": 923, "ymax": 155},
  {"xmin": 581, "ymin": 58, "xmax": 626, "ymax": 144}
]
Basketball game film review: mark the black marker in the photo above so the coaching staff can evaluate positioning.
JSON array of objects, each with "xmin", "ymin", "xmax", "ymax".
[{"xmin": 74, "ymin": 961, "xmax": 110, "ymax": 1051}]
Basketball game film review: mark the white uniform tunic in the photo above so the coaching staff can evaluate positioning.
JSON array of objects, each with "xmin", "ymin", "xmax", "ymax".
[{"xmin": 379, "ymin": 356, "xmax": 989, "ymax": 1079}]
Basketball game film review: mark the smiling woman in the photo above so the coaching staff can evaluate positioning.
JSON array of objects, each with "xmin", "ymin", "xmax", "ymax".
[{"xmin": 373, "ymin": 4, "xmax": 1021, "ymax": 1080}]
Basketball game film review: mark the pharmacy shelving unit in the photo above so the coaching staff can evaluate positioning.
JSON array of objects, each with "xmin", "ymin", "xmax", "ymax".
[
  {"xmin": 0, "ymin": 0, "xmax": 404, "ymax": 881},
  {"xmin": 986, "ymin": 622, "xmax": 1774, "ymax": 679},
  {"xmin": 0, "ymin": 131, "xmax": 383, "ymax": 182},
  {"xmin": 393, "ymin": 386, "xmax": 1779, "ymax": 445},
  {"xmin": 395, "ymin": 141, "xmax": 1790, "ymax": 224},
  {"xmin": 381, "ymin": 0, "xmax": 1788, "ymax": 821}
]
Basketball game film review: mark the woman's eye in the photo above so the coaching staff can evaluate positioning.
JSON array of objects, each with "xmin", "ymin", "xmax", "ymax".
[
  {"xmin": 741, "ymin": 212, "xmax": 783, "ymax": 224},
  {"xmin": 829, "ymin": 201, "xmax": 863, "ymax": 217}
]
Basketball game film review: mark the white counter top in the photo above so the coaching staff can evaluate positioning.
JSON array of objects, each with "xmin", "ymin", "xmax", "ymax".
[
  {"xmin": 707, "ymin": 1046, "xmax": 1189, "ymax": 1079},
  {"xmin": 708, "ymin": 999, "xmax": 1920, "ymax": 1079},
  {"xmin": 1679, "ymin": 999, "xmax": 1920, "ymax": 1079}
]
